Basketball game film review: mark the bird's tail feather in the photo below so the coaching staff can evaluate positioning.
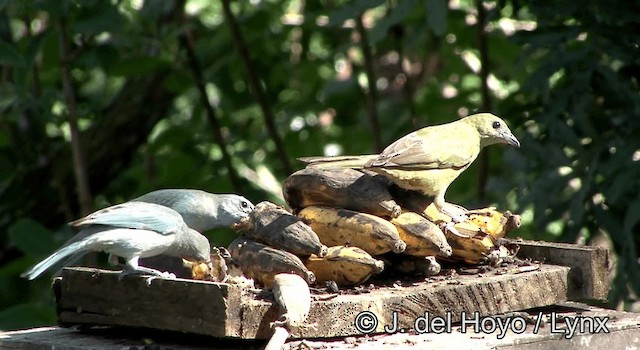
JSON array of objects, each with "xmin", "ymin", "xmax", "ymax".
[
  {"xmin": 21, "ymin": 241, "xmax": 89, "ymax": 280},
  {"xmin": 297, "ymin": 155, "xmax": 377, "ymax": 169}
]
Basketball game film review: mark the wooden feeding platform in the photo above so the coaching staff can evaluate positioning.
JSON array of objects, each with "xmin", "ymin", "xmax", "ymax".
[{"xmin": 52, "ymin": 240, "xmax": 610, "ymax": 340}]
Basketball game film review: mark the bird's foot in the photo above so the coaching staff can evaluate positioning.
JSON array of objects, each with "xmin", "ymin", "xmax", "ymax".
[
  {"xmin": 444, "ymin": 221, "xmax": 470, "ymax": 238},
  {"xmin": 108, "ymin": 254, "xmax": 121, "ymax": 266},
  {"xmin": 142, "ymin": 272, "xmax": 177, "ymax": 286},
  {"xmin": 450, "ymin": 211, "xmax": 468, "ymax": 223},
  {"xmin": 118, "ymin": 267, "xmax": 176, "ymax": 286},
  {"xmin": 270, "ymin": 315, "xmax": 289, "ymax": 329}
]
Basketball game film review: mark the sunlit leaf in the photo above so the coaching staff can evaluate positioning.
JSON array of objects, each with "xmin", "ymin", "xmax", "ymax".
[
  {"xmin": 0, "ymin": 41, "xmax": 26, "ymax": 67},
  {"xmin": 8, "ymin": 219, "xmax": 55, "ymax": 258},
  {"xmin": 425, "ymin": 0, "xmax": 447, "ymax": 36}
]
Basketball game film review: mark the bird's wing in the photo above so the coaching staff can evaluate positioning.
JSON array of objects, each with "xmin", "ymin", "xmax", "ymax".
[
  {"xmin": 368, "ymin": 131, "xmax": 476, "ymax": 170},
  {"xmin": 69, "ymin": 202, "xmax": 184, "ymax": 235}
]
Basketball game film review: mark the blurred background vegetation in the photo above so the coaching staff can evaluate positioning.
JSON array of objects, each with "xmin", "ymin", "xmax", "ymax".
[{"xmin": 0, "ymin": 0, "xmax": 638, "ymax": 330}]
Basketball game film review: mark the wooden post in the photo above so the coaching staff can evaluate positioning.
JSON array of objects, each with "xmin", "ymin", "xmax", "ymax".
[{"xmin": 515, "ymin": 240, "xmax": 610, "ymax": 301}]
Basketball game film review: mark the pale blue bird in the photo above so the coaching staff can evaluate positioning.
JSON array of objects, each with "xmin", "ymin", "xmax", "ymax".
[{"xmin": 21, "ymin": 201, "xmax": 210, "ymax": 280}]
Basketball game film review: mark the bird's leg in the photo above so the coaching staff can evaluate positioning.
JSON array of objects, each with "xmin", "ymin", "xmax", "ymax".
[
  {"xmin": 434, "ymin": 198, "xmax": 469, "ymax": 238},
  {"xmin": 119, "ymin": 257, "xmax": 176, "ymax": 286},
  {"xmin": 108, "ymin": 254, "xmax": 121, "ymax": 266}
]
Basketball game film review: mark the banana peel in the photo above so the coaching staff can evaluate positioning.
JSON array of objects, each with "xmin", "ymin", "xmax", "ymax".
[
  {"xmin": 245, "ymin": 201, "xmax": 328, "ymax": 257},
  {"xmin": 228, "ymin": 237, "xmax": 315, "ymax": 288},
  {"xmin": 391, "ymin": 211, "xmax": 452, "ymax": 257},
  {"xmin": 298, "ymin": 206, "xmax": 406, "ymax": 255},
  {"xmin": 284, "ymin": 167, "xmax": 401, "ymax": 218},
  {"xmin": 420, "ymin": 204, "xmax": 522, "ymax": 264},
  {"xmin": 305, "ymin": 246, "xmax": 384, "ymax": 286}
]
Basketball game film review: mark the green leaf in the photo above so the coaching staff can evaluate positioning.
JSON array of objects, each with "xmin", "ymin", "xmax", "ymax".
[
  {"xmin": 0, "ymin": 41, "xmax": 26, "ymax": 67},
  {"xmin": 24, "ymin": 31, "xmax": 50, "ymax": 65},
  {"xmin": 0, "ymin": 303, "xmax": 56, "ymax": 329},
  {"xmin": 8, "ymin": 218, "xmax": 55, "ymax": 258},
  {"xmin": 0, "ymin": 82, "xmax": 16, "ymax": 111},
  {"xmin": 370, "ymin": 0, "xmax": 417, "ymax": 44},
  {"xmin": 425, "ymin": 0, "xmax": 447, "ymax": 36},
  {"xmin": 72, "ymin": 5, "xmax": 125, "ymax": 35},
  {"xmin": 327, "ymin": 0, "xmax": 385, "ymax": 27},
  {"xmin": 108, "ymin": 57, "xmax": 170, "ymax": 78},
  {"xmin": 623, "ymin": 195, "xmax": 640, "ymax": 235}
]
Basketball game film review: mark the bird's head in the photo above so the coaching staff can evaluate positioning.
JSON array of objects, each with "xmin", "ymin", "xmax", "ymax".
[
  {"xmin": 466, "ymin": 113, "xmax": 520, "ymax": 148},
  {"xmin": 216, "ymin": 194, "xmax": 255, "ymax": 229}
]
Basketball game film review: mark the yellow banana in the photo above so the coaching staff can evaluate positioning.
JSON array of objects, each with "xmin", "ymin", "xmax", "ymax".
[
  {"xmin": 284, "ymin": 168, "xmax": 401, "ymax": 218},
  {"xmin": 298, "ymin": 206, "xmax": 406, "ymax": 255},
  {"xmin": 391, "ymin": 211, "xmax": 452, "ymax": 257},
  {"xmin": 422, "ymin": 202, "xmax": 468, "ymax": 224},
  {"xmin": 465, "ymin": 207, "xmax": 521, "ymax": 239},
  {"xmin": 228, "ymin": 237, "xmax": 315, "ymax": 288},
  {"xmin": 443, "ymin": 222, "xmax": 497, "ymax": 264},
  {"xmin": 305, "ymin": 246, "xmax": 384, "ymax": 286},
  {"xmin": 186, "ymin": 247, "xmax": 228, "ymax": 282},
  {"xmin": 418, "ymin": 204, "xmax": 520, "ymax": 264},
  {"xmin": 245, "ymin": 201, "xmax": 328, "ymax": 257}
]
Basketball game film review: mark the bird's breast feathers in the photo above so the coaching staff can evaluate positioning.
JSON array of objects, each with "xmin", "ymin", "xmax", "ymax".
[{"xmin": 373, "ymin": 167, "xmax": 467, "ymax": 195}]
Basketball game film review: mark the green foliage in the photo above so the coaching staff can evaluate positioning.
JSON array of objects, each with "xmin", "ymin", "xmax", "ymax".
[
  {"xmin": 0, "ymin": 0, "xmax": 638, "ymax": 330},
  {"xmin": 501, "ymin": 0, "xmax": 640, "ymax": 304},
  {"xmin": 8, "ymin": 219, "xmax": 55, "ymax": 258}
]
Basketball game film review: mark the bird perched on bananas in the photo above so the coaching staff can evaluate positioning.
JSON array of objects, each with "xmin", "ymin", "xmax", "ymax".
[{"xmin": 299, "ymin": 113, "xmax": 520, "ymax": 231}]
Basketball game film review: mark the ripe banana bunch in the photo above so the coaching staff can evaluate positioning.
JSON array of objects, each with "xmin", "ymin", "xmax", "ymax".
[
  {"xmin": 305, "ymin": 246, "xmax": 384, "ymax": 286},
  {"xmin": 228, "ymin": 166, "xmax": 522, "ymax": 290},
  {"xmin": 422, "ymin": 203, "xmax": 522, "ymax": 264},
  {"xmin": 298, "ymin": 206, "xmax": 406, "ymax": 255}
]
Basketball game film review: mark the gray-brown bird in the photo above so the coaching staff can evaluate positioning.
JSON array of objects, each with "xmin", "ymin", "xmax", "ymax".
[{"xmin": 299, "ymin": 113, "xmax": 520, "ymax": 231}]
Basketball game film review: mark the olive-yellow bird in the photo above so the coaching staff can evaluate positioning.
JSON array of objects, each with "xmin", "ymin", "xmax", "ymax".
[{"xmin": 299, "ymin": 113, "xmax": 520, "ymax": 225}]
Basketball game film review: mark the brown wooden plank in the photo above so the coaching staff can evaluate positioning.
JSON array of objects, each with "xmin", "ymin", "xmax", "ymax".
[
  {"xmin": 5, "ymin": 303, "xmax": 640, "ymax": 349},
  {"xmin": 514, "ymin": 240, "xmax": 610, "ymax": 301},
  {"xmin": 56, "ymin": 265, "xmax": 571, "ymax": 339},
  {"xmin": 56, "ymin": 268, "xmax": 244, "ymax": 337}
]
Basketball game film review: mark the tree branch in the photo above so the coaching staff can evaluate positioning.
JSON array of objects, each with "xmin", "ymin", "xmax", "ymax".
[
  {"xmin": 390, "ymin": 24, "xmax": 418, "ymax": 128},
  {"xmin": 355, "ymin": 13, "xmax": 383, "ymax": 152},
  {"xmin": 220, "ymin": 0, "xmax": 292, "ymax": 174},
  {"xmin": 476, "ymin": 0, "xmax": 492, "ymax": 201},
  {"xmin": 58, "ymin": 17, "xmax": 93, "ymax": 216},
  {"xmin": 25, "ymin": 15, "xmax": 74, "ymax": 221},
  {"xmin": 177, "ymin": 3, "xmax": 241, "ymax": 192}
]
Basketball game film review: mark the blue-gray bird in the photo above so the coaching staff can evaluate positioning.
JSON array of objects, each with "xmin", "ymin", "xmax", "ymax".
[
  {"xmin": 21, "ymin": 201, "xmax": 211, "ymax": 280},
  {"xmin": 132, "ymin": 189, "xmax": 256, "ymax": 278},
  {"xmin": 132, "ymin": 189, "xmax": 255, "ymax": 232}
]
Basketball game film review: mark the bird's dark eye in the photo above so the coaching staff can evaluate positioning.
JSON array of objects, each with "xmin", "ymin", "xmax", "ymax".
[
  {"xmin": 492, "ymin": 121, "xmax": 501, "ymax": 129},
  {"xmin": 241, "ymin": 201, "xmax": 249, "ymax": 208}
]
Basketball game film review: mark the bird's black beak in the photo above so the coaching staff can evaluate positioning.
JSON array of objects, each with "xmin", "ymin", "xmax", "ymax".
[{"xmin": 501, "ymin": 131, "xmax": 520, "ymax": 148}]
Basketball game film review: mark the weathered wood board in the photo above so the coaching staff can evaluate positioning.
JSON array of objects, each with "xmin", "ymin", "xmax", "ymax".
[
  {"xmin": 54, "ymin": 240, "xmax": 610, "ymax": 339},
  {"xmin": 56, "ymin": 264, "xmax": 570, "ymax": 339},
  {"xmin": 515, "ymin": 240, "xmax": 609, "ymax": 300}
]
